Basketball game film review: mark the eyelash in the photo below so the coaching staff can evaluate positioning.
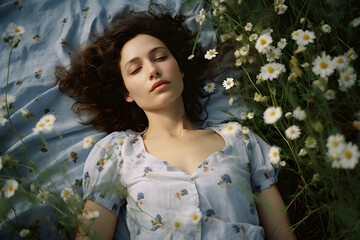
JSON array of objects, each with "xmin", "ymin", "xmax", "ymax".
[{"xmin": 129, "ymin": 56, "xmax": 167, "ymax": 75}]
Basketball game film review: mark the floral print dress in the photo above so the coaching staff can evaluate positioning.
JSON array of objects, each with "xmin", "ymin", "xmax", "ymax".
[{"xmin": 82, "ymin": 122, "xmax": 280, "ymax": 240}]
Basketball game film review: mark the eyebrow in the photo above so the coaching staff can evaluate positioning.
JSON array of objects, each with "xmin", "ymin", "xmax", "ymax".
[{"xmin": 123, "ymin": 47, "xmax": 167, "ymax": 70}]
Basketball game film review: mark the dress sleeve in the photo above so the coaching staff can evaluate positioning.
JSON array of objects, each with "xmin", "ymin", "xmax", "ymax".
[
  {"xmin": 82, "ymin": 132, "xmax": 125, "ymax": 217},
  {"xmin": 248, "ymin": 132, "xmax": 280, "ymax": 192}
]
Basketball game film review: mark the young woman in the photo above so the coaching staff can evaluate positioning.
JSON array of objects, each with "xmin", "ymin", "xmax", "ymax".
[{"xmin": 56, "ymin": 4, "xmax": 297, "ymax": 240}]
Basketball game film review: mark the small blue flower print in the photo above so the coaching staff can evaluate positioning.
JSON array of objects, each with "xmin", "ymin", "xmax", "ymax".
[
  {"xmin": 180, "ymin": 189, "xmax": 188, "ymax": 196},
  {"xmin": 253, "ymin": 184, "xmax": 262, "ymax": 192},
  {"xmin": 217, "ymin": 174, "xmax": 232, "ymax": 185},
  {"xmin": 84, "ymin": 171, "xmax": 90, "ymax": 181},
  {"xmin": 96, "ymin": 165, "xmax": 103, "ymax": 172},
  {"xmin": 206, "ymin": 209, "xmax": 215, "ymax": 217},
  {"xmin": 233, "ymin": 224, "xmax": 240, "ymax": 233},
  {"xmin": 249, "ymin": 202, "xmax": 256, "ymax": 215},
  {"xmin": 144, "ymin": 166, "xmax": 152, "ymax": 173},
  {"xmin": 137, "ymin": 192, "xmax": 145, "ymax": 200},
  {"xmin": 151, "ymin": 214, "xmax": 163, "ymax": 231}
]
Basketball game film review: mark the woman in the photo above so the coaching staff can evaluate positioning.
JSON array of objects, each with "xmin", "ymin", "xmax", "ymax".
[{"xmin": 56, "ymin": 4, "xmax": 297, "ymax": 240}]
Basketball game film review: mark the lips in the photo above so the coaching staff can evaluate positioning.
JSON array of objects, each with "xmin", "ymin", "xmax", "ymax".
[{"xmin": 150, "ymin": 80, "xmax": 170, "ymax": 92}]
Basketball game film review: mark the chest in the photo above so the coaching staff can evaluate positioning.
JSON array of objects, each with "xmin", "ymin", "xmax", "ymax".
[{"xmin": 142, "ymin": 131, "xmax": 226, "ymax": 175}]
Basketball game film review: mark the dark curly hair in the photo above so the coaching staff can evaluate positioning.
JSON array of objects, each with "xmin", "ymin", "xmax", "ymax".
[{"xmin": 55, "ymin": 4, "xmax": 209, "ymax": 133}]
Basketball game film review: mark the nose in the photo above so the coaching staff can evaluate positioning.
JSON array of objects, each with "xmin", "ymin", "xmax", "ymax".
[{"xmin": 147, "ymin": 61, "xmax": 161, "ymax": 80}]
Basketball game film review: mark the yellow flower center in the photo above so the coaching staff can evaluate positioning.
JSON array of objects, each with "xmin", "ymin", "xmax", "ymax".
[
  {"xmin": 14, "ymin": 28, "xmax": 20, "ymax": 33},
  {"xmin": 344, "ymin": 150, "xmax": 352, "ymax": 159},
  {"xmin": 270, "ymin": 52, "xmax": 276, "ymax": 57},
  {"xmin": 260, "ymin": 39, "xmax": 267, "ymax": 45},
  {"xmin": 8, "ymin": 185, "xmax": 14, "ymax": 191},
  {"xmin": 2, "ymin": 99, "xmax": 6, "ymax": 103},
  {"xmin": 272, "ymin": 152, "xmax": 278, "ymax": 157},
  {"xmin": 174, "ymin": 222, "xmax": 180, "ymax": 228},
  {"xmin": 303, "ymin": 34, "xmax": 309, "ymax": 40},
  {"xmin": 226, "ymin": 125, "xmax": 233, "ymax": 131},
  {"xmin": 290, "ymin": 129, "xmax": 295, "ymax": 134},
  {"xmin": 209, "ymin": 51, "xmax": 214, "ymax": 55},
  {"xmin": 192, "ymin": 214, "xmax": 198, "ymax": 221},
  {"xmin": 226, "ymin": 81, "xmax": 231, "ymax": 85},
  {"xmin": 319, "ymin": 61, "xmax": 327, "ymax": 69},
  {"xmin": 332, "ymin": 140, "xmax": 338, "ymax": 147},
  {"xmin": 267, "ymin": 66, "xmax": 274, "ymax": 73},
  {"xmin": 344, "ymin": 76, "xmax": 350, "ymax": 82},
  {"xmin": 337, "ymin": 58, "xmax": 343, "ymax": 63},
  {"xmin": 270, "ymin": 111, "xmax": 275, "ymax": 116},
  {"xmin": 63, "ymin": 190, "xmax": 70, "ymax": 195},
  {"xmin": 207, "ymin": 84, "xmax": 212, "ymax": 88}
]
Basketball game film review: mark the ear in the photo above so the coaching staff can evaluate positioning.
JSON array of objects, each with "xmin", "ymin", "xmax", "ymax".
[{"xmin": 124, "ymin": 93, "xmax": 134, "ymax": 103}]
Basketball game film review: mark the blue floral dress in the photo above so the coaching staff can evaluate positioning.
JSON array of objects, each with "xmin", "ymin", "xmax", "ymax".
[{"xmin": 82, "ymin": 122, "xmax": 280, "ymax": 239}]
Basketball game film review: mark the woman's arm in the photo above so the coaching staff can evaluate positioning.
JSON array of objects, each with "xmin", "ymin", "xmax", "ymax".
[
  {"xmin": 255, "ymin": 184, "xmax": 297, "ymax": 240},
  {"xmin": 76, "ymin": 200, "xmax": 117, "ymax": 240}
]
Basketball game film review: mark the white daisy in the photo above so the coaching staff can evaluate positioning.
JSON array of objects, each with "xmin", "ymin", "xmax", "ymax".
[
  {"xmin": 191, "ymin": 211, "xmax": 202, "ymax": 224},
  {"xmin": 285, "ymin": 112, "xmax": 292, "ymax": 118},
  {"xmin": 277, "ymin": 38, "xmax": 287, "ymax": 49},
  {"xmin": 332, "ymin": 55, "xmax": 349, "ymax": 71},
  {"xmin": 312, "ymin": 79, "xmax": 326, "ymax": 91},
  {"xmin": 247, "ymin": 112, "xmax": 254, "ymax": 119},
  {"xmin": 0, "ymin": 94, "xmax": 16, "ymax": 108},
  {"xmin": 4, "ymin": 179, "xmax": 19, "ymax": 199},
  {"xmin": 61, "ymin": 187, "xmax": 73, "ymax": 202},
  {"xmin": 298, "ymin": 148, "xmax": 307, "ymax": 156},
  {"xmin": 220, "ymin": 34, "xmax": 231, "ymax": 42},
  {"xmin": 204, "ymin": 49, "xmax": 218, "ymax": 60},
  {"xmin": 172, "ymin": 219, "xmax": 183, "ymax": 231},
  {"xmin": 321, "ymin": 24, "xmax": 331, "ymax": 33},
  {"xmin": 259, "ymin": 62, "xmax": 286, "ymax": 80},
  {"xmin": 242, "ymin": 126, "xmax": 249, "ymax": 134},
  {"xmin": 222, "ymin": 122, "xmax": 241, "ymax": 136},
  {"xmin": 266, "ymin": 46, "xmax": 282, "ymax": 62},
  {"xmin": 338, "ymin": 68, "xmax": 357, "ymax": 92},
  {"xmin": 20, "ymin": 108, "xmax": 33, "ymax": 118},
  {"xmin": 196, "ymin": 9, "xmax": 206, "ymax": 25},
  {"xmin": 203, "ymin": 82, "xmax": 216, "ymax": 93},
  {"xmin": 187, "ymin": 54, "xmax": 194, "ymax": 60},
  {"xmin": 291, "ymin": 29, "xmax": 303, "ymax": 42},
  {"xmin": 346, "ymin": 48, "xmax": 358, "ymax": 62},
  {"xmin": 5, "ymin": 23, "xmax": 25, "ymax": 39},
  {"xmin": 239, "ymin": 44, "xmax": 250, "ymax": 56},
  {"xmin": 296, "ymin": 30, "xmax": 315, "ymax": 46},
  {"xmin": 324, "ymin": 89, "xmax": 336, "ymax": 100},
  {"xmin": 301, "ymin": 62, "xmax": 310, "ymax": 68},
  {"xmin": 33, "ymin": 114, "xmax": 56, "ymax": 133},
  {"xmin": 37, "ymin": 190, "xmax": 49, "ymax": 204},
  {"xmin": 83, "ymin": 135, "xmax": 96, "ymax": 149},
  {"xmin": 241, "ymin": 112, "xmax": 247, "ymax": 120},
  {"xmin": 19, "ymin": 229, "xmax": 30, "ymax": 237},
  {"xmin": 275, "ymin": 4, "xmax": 288, "ymax": 15},
  {"xmin": 285, "ymin": 125, "xmax": 301, "ymax": 140},
  {"xmin": 268, "ymin": 146, "xmax": 281, "ymax": 165},
  {"xmin": 254, "ymin": 92, "xmax": 262, "ymax": 102},
  {"xmin": 222, "ymin": 78, "xmax": 234, "ymax": 90},
  {"xmin": 1, "ymin": 112, "xmax": 8, "ymax": 126},
  {"xmin": 236, "ymin": 34, "xmax": 243, "ymax": 42},
  {"xmin": 326, "ymin": 134, "xmax": 345, "ymax": 156},
  {"xmin": 235, "ymin": 58, "xmax": 243, "ymax": 67},
  {"xmin": 351, "ymin": 17, "xmax": 360, "ymax": 27},
  {"xmin": 255, "ymin": 34, "xmax": 273, "ymax": 54},
  {"xmin": 249, "ymin": 33, "xmax": 258, "ymax": 42},
  {"xmin": 305, "ymin": 136, "xmax": 317, "ymax": 148},
  {"xmin": 293, "ymin": 106, "xmax": 306, "ymax": 121},
  {"xmin": 312, "ymin": 53, "xmax": 335, "ymax": 78},
  {"xmin": 339, "ymin": 143, "xmax": 359, "ymax": 169},
  {"xmin": 263, "ymin": 106, "xmax": 282, "ymax": 124},
  {"xmin": 244, "ymin": 22, "xmax": 253, "ymax": 31},
  {"xmin": 86, "ymin": 210, "xmax": 100, "ymax": 220}
]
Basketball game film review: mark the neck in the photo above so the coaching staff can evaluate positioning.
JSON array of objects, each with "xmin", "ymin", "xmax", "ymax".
[{"xmin": 142, "ymin": 97, "xmax": 197, "ymax": 139}]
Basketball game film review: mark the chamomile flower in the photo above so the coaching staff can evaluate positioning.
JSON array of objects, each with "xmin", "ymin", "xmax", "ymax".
[
  {"xmin": 4, "ymin": 179, "xmax": 19, "ymax": 199},
  {"xmin": 235, "ymin": 58, "xmax": 243, "ymax": 67},
  {"xmin": 255, "ymin": 34, "xmax": 273, "ymax": 54},
  {"xmin": 277, "ymin": 38, "xmax": 287, "ymax": 49},
  {"xmin": 222, "ymin": 78, "xmax": 234, "ymax": 90},
  {"xmin": 338, "ymin": 68, "xmax": 357, "ymax": 92},
  {"xmin": 293, "ymin": 106, "xmax": 306, "ymax": 121},
  {"xmin": 204, "ymin": 49, "xmax": 218, "ymax": 60},
  {"xmin": 321, "ymin": 24, "xmax": 331, "ymax": 33},
  {"xmin": 312, "ymin": 80, "xmax": 326, "ymax": 91},
  {"xmin": 305, "ymin": 136, "xmax": 317, "ymax": 148},
  {"xmin": 220, "ymin": 34, "xmax": 231, "ymax": 42},
  {"xmin": 285, "ymin": 112, "xmax": 292, "ymax": 118},
  {"xmin": 1, "ymin": 112, "xmax": 8, "ymax": 126},
  {"xmin": 333, "ymin": 55, "xmax": 349, "ymax": 71},
  {"xmin": 312, "ymin": 53, "xmax": 335, "ymax": 78},
  {"xmin": 268, "ymin": 146, "xmax": 281, "ymax": 165},
  {"xmin": 61, "ymin": 187, "xmax": 73, "ymax": 202},
  {"xmin": 191, "ymin": 211, "xmax": 202, "ymax": 224},
  {"xmin": 5, "ymin": 23, "xmax": 25, "ymax": 39},
  {"xmin": 20, "ymin": 108, "xmax": 33, "ymax": 119},
  {"xmin": 259, "ymin": 62, "xmax": 286, "ymax": 80},
  {"xmin": 244, "ymin": 22, "xmax": 253, "ymax": 31},
  {"xmin": 291, "ymin": 29, "xmax": 303, "ymax": 41},
  {"xmin": 298, "ymin": 148, "xmax": 307, "ymax": 156},
  {"xmin": 83, "ymin": 135, "xmax": 96, "ymax": 149},
  {"xmin": 263, "ymin": 106, "xmax": 282, "ymax": 124},
  {"xmin": 285, "ymin": 125, "xmax": 301, "ymax": 140},
  {"xmin": 346, "ymin": 48, "xmax": 358, "ymax": 62},
  {"xmin": 254, "ymin": 92, "xmax": 262, "ymax": 102},
  {"xmin": 172, "ymin": 219, "xmax": 182, "ymax": 230},
  {"xmin": 324, "ymin": 89, "xmax": 336, "ymax": 100},
  {"xmin": 351, "ymin": 17, "xmax": 360, "ymax": 27},
  {"xmin": 33, "ymin": 114, "xmax": 56, "ymax": 133},
  {"xmin": 86, "ymin": 210, "xmax": 100, "ymax": 220},
  {"xmin": 326, "ymin": 134, "xmax": 345, "ymax": 156},
  {"xmin": 19, "ymin": 229, "xmax": 30, "ymax": 237},
  {"xmin": 203, "ymin": 82, "xmax": 216, "ymax": 93},
  {"xmin": 236, "ymin": 34, "xmax": 243, "ymax": 42},
  {"xmin": 222, "ymin": 122, "xmax": 241, "ymax": 136},
  {"xmin": 239, "ymin": 44, "xmax": 250, "ymax": 56},
  {"xmin": 266, "ymin": 46, "xmax": 282, "ymax": 62},
  {"xmin": 247, "ymin": 112, "xmax": 254, "ymax": 119},
  {"xmin": 229, "ymin": 97, "xmax": 234, "ymax": 106},
  {"xmin": 339, "ymin": 143, "xmax": 359, "ymax": 169},
  {"xmin": 296, "ymin": 30, "xmax": 315, "ymax": 46},
  {"xmin": 0, "ymin": 94, "xmax": 16, "ymax": 108},
  {"xmin": 275, "ymin": 4, "xmax": 288, "ymax": 15},
  {"xmin": 196, "ymin": 9, "xmax": 206, "ymax": 25},
  {"xmin": 242, "ymin": 126, "xmax": 250, "ymax": 134},
  {"xmin": 249, "ymin": 33, "xmax": 258, "ymax": 42},
  {"xmin": 37, "ymin": 190, "xmax": 49, "ymax": 204}
]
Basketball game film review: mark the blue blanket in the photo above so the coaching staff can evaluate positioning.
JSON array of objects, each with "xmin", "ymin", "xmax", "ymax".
[{"xmin": 0, "ymin": 0, "xmax": 243, "ymax": 238}]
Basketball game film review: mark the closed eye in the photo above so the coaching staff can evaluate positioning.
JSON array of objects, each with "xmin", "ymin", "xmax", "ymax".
[
  {"xmin": 155, "ymin": 56, "xmax": 167, "ymax": 61},
  {"xmin": 130, "ymin": 67, "xmax": 142, "ymax": 75}
]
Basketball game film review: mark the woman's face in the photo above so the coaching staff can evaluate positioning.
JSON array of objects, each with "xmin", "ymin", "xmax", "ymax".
[{"xmin": 119, "ymin": 34, "xmax": 184, "ymax": 112}]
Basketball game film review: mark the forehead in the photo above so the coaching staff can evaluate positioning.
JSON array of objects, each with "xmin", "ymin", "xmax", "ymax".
[{"xmin": 120, "ymin": 34, "xmax": 168, "ymax": 63}]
